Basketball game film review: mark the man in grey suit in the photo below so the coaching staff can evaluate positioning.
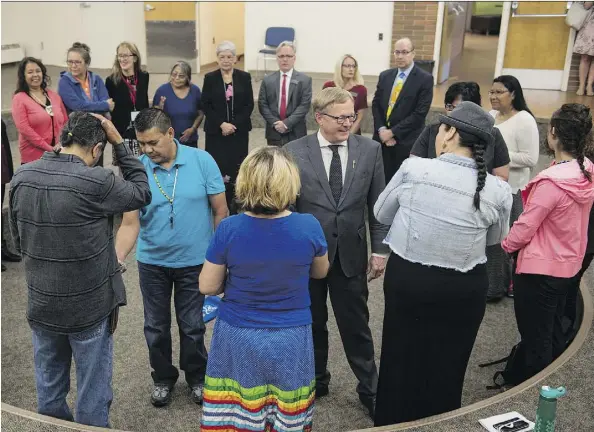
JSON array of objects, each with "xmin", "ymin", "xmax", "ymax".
[
  {"xmin": 258, "ymin": 41, "xmax": 312, "ymax": 147},
  {"xmin": 285, "ymin": 87, "xmax": 390, "ymax": 419}
]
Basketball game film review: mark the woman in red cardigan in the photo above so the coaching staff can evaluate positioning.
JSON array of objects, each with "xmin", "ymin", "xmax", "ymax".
[{"xmin": 12, "ymin": 57, "xmax": 68, "ymax": 164}]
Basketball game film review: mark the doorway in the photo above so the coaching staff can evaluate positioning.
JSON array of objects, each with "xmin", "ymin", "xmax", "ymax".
[
  {"xmin": 437, "ymin": 2, "xmax": 502, "ymax": 90},
  {"xmin": 144, "ymin": 2, "xmax": 198, "ymax": 74},
  {"xmin": 198, "ymin": 2, "xmax": 245, "ymax": 72}
]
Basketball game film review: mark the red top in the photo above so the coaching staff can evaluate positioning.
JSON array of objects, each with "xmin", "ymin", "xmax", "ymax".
[
  {"xmin": 12, "ymin": 89, "xmax": 68, "ymax": 163},
  {"xmin": 322, "ymin": 81, "xmax": 368, "ymax": 113}
]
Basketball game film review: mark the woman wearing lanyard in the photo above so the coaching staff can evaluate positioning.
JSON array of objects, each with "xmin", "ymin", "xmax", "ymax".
[
  {"xmin": 106, "ymin": 42, "xmax": 149, "ymax": 161},
  {"xmin": 201, "ymin": 41, "xmax": 254, "ymax": 213},
  {"xmin": 58, "ymin": 42, "xmax": 114, "ymax": 167},
  {"xmin": 12, "ymin": 57, "xmax": 68, "ymax": 164}
]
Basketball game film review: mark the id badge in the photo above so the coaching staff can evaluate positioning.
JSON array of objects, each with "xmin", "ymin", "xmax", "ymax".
[{"xmin": 130, "ymin": 111, "xmax": 140, "ymax": 122}]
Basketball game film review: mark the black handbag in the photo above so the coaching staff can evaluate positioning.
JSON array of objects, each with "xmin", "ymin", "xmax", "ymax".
[{"xmin": 479, "ymin": 342, "xmax": 526, "ymax": 390}]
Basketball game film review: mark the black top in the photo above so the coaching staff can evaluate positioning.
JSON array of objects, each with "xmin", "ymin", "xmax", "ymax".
[
  {"xmin": 410, "ymin": 122, "xmax": 511, "ymax": 173},
  {"xmin": 105, "ymin": 70, "xmax": 150, "ymax": 138},
  {"xmin": 201, "ymin": 69, "xmax": 254, "ymax": 136}
]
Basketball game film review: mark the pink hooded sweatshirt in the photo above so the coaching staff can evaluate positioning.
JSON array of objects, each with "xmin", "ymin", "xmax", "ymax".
[{"xmin": 502, "ymin": 158, "xmax": 594, "ymax": 278}]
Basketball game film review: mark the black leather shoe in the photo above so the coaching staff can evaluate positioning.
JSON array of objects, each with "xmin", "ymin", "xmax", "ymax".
[
  {"xmin": 191, "ymin": 384, "xmax": 204, "ymax": 405},
  {"xmin": 315, "ymin": 386, "xmax": 329, "ymax": 398},
  {"xmin": 359, "ymin": 394, "xmax": 376, "ymax": 419},
  {"xmin": 1, "ymin": 248, "xmax": 21, "ymax": 262},
  {"xmin": 151, "ymin": 384, "xmax": 173, "ymax": 407}
]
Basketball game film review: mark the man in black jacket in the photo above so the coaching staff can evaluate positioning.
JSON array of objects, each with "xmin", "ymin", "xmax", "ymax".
[
  {"xmin": 372, "ymin": 37, "xmax": 434, "ymax": 182},
  {"xmin": 9, "ymin": 112, "xmax": 151, "ymax": 427}
]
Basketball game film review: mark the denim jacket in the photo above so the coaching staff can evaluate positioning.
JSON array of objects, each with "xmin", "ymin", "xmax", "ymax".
[{"xmin": 374, "ymin": 154, "xmax": 513, "ymax": 272}]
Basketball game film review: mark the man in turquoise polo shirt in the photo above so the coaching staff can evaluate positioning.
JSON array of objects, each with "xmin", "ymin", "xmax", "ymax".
[{"xmin": 115, "ymin": 108, "xmax": 228, "ymax": 407}]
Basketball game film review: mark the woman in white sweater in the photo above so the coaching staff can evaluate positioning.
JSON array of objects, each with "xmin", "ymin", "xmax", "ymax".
[{"xmin": 489, "ymin": 75, "xmax": 539, "ymax": 297}]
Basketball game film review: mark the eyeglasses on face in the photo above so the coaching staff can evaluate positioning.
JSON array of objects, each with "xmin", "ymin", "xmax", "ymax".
[
  {"xmin": 67, "ymin": 60, "xmax": 83, "ymax": 66},
  {"xmin": 277, "ymin": 55, "xmax": 295, "ymax": 60},
  {"xmin": 394, "ymin": 50, "xmax": 414, "ymax": 56},
  {"xmin": 445, "ymin": 103, "xmax": 456, "ymax": 111},
  {"xmin": 488, "ymin": 90, "xmax": 509, "ymax": 96},
  {"xmin": 320, "ymin": 112, "xmax": 358, "ymax": 124},
  {"xmin": 342, "ymin": 64, "xmax": 357, "ymax": 69},
  {"xmin": 171, "ymin": 73, "xmax": 187, "ymax": 80},
  {"xmin": 117, "ymin": 54, "xmax": 136, "ymax": 60}
]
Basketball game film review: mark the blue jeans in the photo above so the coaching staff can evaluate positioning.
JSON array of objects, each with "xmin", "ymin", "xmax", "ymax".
[
  {"xmin": 31, "ymin": 318, "xmax": 113, "ymax": 427},
  {"xmin": 138, "ymin": 262, "xmax": 207, "ymax": 387}
]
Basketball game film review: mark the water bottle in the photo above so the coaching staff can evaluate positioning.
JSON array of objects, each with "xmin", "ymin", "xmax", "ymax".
[{"xmin": 534, "ymin": 386, "xmax": 566, "ymax": 432}]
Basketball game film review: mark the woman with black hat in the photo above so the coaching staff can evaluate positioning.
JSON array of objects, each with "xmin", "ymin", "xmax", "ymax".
[{"xmin": 373, "ymin": 101, "xmax": 513, "ymax": 426}]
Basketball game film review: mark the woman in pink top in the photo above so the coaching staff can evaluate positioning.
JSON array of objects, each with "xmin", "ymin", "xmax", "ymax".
[
  {"xmin": 502, "ymin": 103, "xmax": 594, "ymax": 382},
  {"xmin": 12, "ymin": 57, "xmax": 68, "ymax": 164}
]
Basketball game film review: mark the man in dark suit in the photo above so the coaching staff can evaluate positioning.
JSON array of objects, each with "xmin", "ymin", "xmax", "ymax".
[
  {"xmin": 285, "ymin": 87, "xmax": 390, "ymax": 419},
  {"xmin": 372, "ymin": 37, "xmax": 433, "ymax": 182},
  {"xmin": 258, "ymin": 41, "xmax": 312, "ymax": 147}
]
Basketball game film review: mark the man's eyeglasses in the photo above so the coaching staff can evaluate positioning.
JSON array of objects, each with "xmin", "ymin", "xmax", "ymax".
[
  {"xmin": 66, "ymin": 60, "xmax": 83, "ymax": 66},
  {"xmin": 320, "ymin": 112, "xmax": 357, "ymax": 124},
  {"xmin": 394, "ymin": 50, "xmax": 414, "ymax": 56},
  {"xmin": 117, "ymin": 54, "xmax": 136, "ymax": 60},
  {"xmin": 445, "ymin": 103, "xmax": 456, "ymax": 112},
  {"xmin": 277, "ymin": 55, "xmax": 295, "ymax": 60}
]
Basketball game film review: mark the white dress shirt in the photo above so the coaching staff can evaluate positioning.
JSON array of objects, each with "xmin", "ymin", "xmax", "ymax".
[
  {"xmin": 317, "ymin": 130, "xmax": 347, "ymax": 183},
  {"xmin": 278, "ymin": 69, "xmax": 294, "ymax": 110},
  {"xmin": 318, "ymin": 131, "xmax": 387, "ymax": 259}
]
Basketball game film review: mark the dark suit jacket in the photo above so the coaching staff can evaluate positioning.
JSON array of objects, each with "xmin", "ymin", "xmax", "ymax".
[
  {"xmin": 258, "ymin": 70, "xmax": 312, "ymax": 141},
  {"xmin": 105, "ymin": 71, "xmax": 150, "ymax": 137},
  {"xmin": 372, "ymin": 65, "xmax": 433, "ymax": 170},
  {"xmin": 202, "ymin": 69, "xmax": 254, "ymax": 135},
  {"xmin": 285, "ymin": 133, "xmax": 390, "ymax": 277}
]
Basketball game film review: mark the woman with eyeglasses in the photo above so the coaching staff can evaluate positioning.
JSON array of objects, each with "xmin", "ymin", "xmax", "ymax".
[
  {"xmin": 489, "ymin": 75, "xmax": 539, "ymax": 296},
  {"xmin": 12, "ymin": 57, "xmax": 68, "ymax": 164},
  {"xmin": 201, "ymin": 41, "xmax": 254, "ymax": 214},
  {"xmin": 373, "ymin": 102, "xmax": 512, "ymax": 426},
  {"xmin": 106, "ymin": 42, "xmax": 149, "ymax": 159},
  {"xmin": 58, "ymin": 42, "xmax": 114, "ymax": 166},
  {"xmin": 322, "ymin": 55, "xmax": 367, "ymax": 134},
  {"xmin": 152, "ymin": 61, "xmax": 204, "ymax": 149}
]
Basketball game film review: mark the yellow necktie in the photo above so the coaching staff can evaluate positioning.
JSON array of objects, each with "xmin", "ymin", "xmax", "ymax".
[{"xmin": 386, "ymin": 73, "xmax": 405, "ymax": 126}]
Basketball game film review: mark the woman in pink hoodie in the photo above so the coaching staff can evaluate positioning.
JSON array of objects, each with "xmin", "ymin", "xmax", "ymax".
[{"xmin": 502, "ymin": 103, "xmax": 594, "ymax": 382}]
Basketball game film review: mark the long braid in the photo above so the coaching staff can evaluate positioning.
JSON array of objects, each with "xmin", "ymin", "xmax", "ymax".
[
  {"xmin": 471, "ymin": 139, "xmax": 487, "ymax": 210},
  {"xmin": 577, "ymin": 147, "xmax": 592, "ymax": 182}
]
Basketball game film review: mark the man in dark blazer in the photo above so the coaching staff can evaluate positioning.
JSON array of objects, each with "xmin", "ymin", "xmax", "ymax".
[
  {"xmin": 258, "ymin": 41, "xmax": 312, "ymax": 147},
  {"xmin": 372, "ymin": 37, "xmax": 433, "ymax": 183},
  {"xmin": 285, "ymin": 87, "xmax": 390, "ymax": 419}
]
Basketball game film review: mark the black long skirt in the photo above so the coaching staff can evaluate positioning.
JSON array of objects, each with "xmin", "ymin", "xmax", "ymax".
[
  {"xmin": 374, "ymin": 253, "xmax": 488, "ymax": 426},
  {"xmin": 205, "ymin": 131, "xmax": 249, "ymax": 214}
]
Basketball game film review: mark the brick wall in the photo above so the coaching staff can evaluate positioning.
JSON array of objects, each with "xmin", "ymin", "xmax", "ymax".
[{"xmin": 391, "ymin": 1, "xmax": 439, "ymax": 67}]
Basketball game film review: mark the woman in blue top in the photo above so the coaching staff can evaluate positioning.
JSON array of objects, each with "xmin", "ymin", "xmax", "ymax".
[
  {"xmin": 199, "ymin": 146, "xmax": 329, "ymax": 432},
  {"xmin": 58, "ymin": 42, "xmax": 114, "ymax": 167},
  {"xmin": 153, "ymin": 61, "xmax": 204, "ymax": 149}
]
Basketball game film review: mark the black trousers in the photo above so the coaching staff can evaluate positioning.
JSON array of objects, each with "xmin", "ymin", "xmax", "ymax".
[
  {"xmin": 267, "ymin": 136, "xmax": 291, "ymax": 147},
  {"xmin": 513, "ymin": 272, "xmax": 572, "ymax": 382},
  {"xmin": 138, "ymin": 262, "xmax": 207, "ymax": 387},
  {"xmin": 308, "ymin": 250, "xmax": 378, "ymax": 397},
  {"xmin": 564, "ymin": 253, "xmax": 594, "ymax": 329},
  {"xmin": 375, "ymin": 253, "xmax": 487, "ymax": 426}
]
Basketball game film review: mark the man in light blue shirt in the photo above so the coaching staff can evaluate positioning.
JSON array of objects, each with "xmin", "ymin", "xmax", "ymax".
[{"xmin": 115, "ymin": 108, "xmax": 228, "ymax": 408}]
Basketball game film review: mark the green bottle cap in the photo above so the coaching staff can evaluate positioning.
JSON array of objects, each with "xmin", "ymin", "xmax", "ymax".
[{"xmin": 540, "ymin": 386, "xmax": 566, "ymax": 399}]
